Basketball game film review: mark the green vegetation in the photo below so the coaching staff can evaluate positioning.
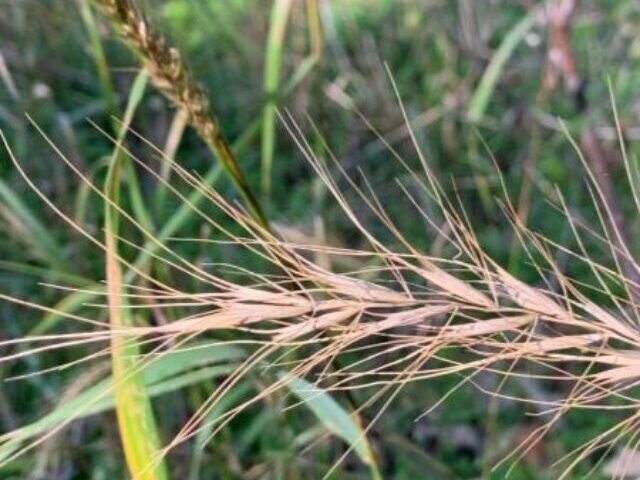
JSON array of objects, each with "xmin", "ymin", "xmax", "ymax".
[{"xmin": 0, "ymin": 1, "xmax": 639, "ymax": 479}]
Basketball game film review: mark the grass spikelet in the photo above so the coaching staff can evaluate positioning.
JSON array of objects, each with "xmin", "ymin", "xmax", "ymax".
[{"xmin": 92, "ymin": 0, "xmax": 267, "ymax": 226}]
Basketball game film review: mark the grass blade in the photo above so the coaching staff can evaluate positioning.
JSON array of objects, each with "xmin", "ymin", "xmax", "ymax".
[
  {"xmin": 80, "ymin": 0, "xmax": 155, "ymax": 233},
  {"xmin": 0, "ymin": 344, "xmax": 244, "ymax": 464},
  {"xmin": 105, "ymin": 164, "xmax": 169, "ymax": 480},
  {"xmin": 0, "ymin": 178, "xmax": 67, "ymax": 271},
  {"xmin": 281, "ymin": 373, "xmax": 382, "ymax": 480},
  {"xmin": 467, "ymin": 13, "xmax": 536, "ymax": 123},
  {"xmin": 0, "ymin": 261, "xmax": 88, "ymax": 287},
  {"xmin": 188, "ymin": 382, "xmax": 253, "ymax": 480},
  {"xmin": 104, "ymin": 70, "xmax": 168, "ymax": 480},
  {"xmin": 77, "ymin": 0, "xmax": 118, "ymax": 117},
  {"xmin": 261, "ymin": 0, "xmax": 294, "ymax": 200}
]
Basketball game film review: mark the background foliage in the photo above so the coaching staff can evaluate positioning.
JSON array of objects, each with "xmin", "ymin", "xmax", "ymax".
[{"xmin": 1, "ymin": 1, "xmax": 639, "ymax": 478}]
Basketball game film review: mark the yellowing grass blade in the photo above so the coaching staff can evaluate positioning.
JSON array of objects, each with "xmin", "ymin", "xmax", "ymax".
[
  {"xmin": 467, "ymin": 13, "xmax": 536, "ymax": 123},
  {"xmin": 104, "ymin": 69, "xmax": 169, "ymax": 480}
]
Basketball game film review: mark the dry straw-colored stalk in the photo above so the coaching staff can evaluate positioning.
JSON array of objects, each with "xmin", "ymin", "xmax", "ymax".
[{"xmin": 93, "ymin": 0, "xmax": 267, "ymax": 227}]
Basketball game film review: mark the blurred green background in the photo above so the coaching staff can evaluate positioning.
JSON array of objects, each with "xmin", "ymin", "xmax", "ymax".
[{"xmin": 1, "ymin": 1, "xmax": 639, "ymax": 478}]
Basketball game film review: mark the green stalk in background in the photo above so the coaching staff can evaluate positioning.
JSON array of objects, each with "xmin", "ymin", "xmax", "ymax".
[
  {"xmin": 466, "ymin": 12, "xmax": 536, "ymax": 215},
  {"xmin": 262, "ymin": 0, "xmax": 294, "ymax": 200},
  {"xmin": 466, "ymin": 13, "xmax": 536, "ymax": 123},
  {"xmin": 261, "ymin": 0, "xmax": 323, "ymax": 202},
  {"xmin": 78, "ymin": 0, "xmax": 155, "ymax": 234}
]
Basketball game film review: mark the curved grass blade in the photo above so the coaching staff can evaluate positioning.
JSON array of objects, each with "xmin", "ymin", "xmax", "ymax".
[
  {"xmin": 104, "ymin": 70, "xmax": 168, "ymax": 480},
  {"xmin": 467, "ymin": 13, "xmax": 536, "ymax": 123},
  {"xmin": 281, "ymin": 373, "xmax": 382, "ymax": 480},
  {"xmin": 262, "ymin": 0, "xmax": 294, "ymax": 200},
  {"xmin": 0, "ymin": 344, "xmax": 244, "ymax": 464}
]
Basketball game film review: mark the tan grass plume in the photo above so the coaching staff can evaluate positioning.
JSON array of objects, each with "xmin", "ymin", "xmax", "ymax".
[{"xmin": 1, "ymin": 102, "xmax": 640, "ymax": 477}]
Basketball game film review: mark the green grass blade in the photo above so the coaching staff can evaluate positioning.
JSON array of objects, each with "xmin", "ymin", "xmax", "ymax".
[
  {"xmin": 104, "ymin": 71, "xmax": 168, "ymax": 479},
  {"xmin": 74, "ymin": 156, "xmax": 111, "ymax": 226},
  {"xmin": 77, "ymin": 0, "xmax": 118, "ymax": 117},
  {"xmin": 127, "ymin": 116, "xmax": 263, "ymax": 279},
  {"xmin": 608, "ymin": 77, "xmax": 640, "ymax": 214},
  {"xmin": 0, "ymin": 344, "xmax": 244, "ymax": 464},
  {"xmin": 281, "ymin": 56, "xmax": 317, "ymax": 94},
  {"xmin": 467, "ymin": 13, "xmax": 536, "ymax": 123},
  {"xmin": 79, "ymin": 0, "xmax": 156, "ymax": 233},
  {"xmin": 113, "ymin": 69, "xmax": 155, "ymax": 234},
  {"xmin": 261, "ymin": 0, "xmax": 294, "ymax": 200},
  {"xmin": 281, "ymin": 374, "xmax": 382, "ymax": 480},
  {"xmin": 28, "ymin": 286, "xmax": 101, "ymax": 336},
  {"xmin": 0, "ymin": 261, "xmax": 89, "ymax": 287},
  {"xmin": 188, "ymin": 382, "xmax": 253, "ymax": 480}
]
